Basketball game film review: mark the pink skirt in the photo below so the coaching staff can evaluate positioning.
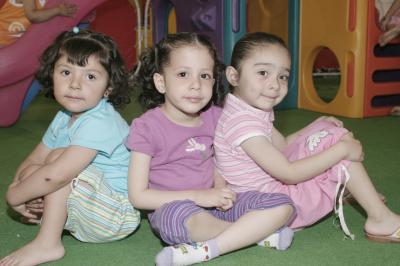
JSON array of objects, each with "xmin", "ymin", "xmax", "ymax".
[{"xmin": 267, "ymin": 120, "xmax": 351, "ymax": 229}]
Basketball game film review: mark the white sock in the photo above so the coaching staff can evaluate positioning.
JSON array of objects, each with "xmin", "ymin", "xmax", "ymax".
[
  {"xmin": 257, "ymin": 227, "xmax": 294, "ymax": 250},
  {"xmin": 155, "ymin": 239, "xmax": 219, "ymax": 266}
]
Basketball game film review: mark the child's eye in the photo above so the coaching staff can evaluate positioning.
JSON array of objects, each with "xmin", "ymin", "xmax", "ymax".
[
  {"xmin": 258, "ymin": 71, "xmax": 268, "ymax": 76},
  {"xmin": 61, "ymin": 70, "xmax": 70, "ymax": 76},
  {"xmin": 87, "ymin": 74, "xmax": 96, "ymax": 80},
  {"xmin": 200, "ymin": 73, "xmax": 212, "ymax": 80},
  {"xmin": 178, "ymin": 72, "xmax": 187, "ymax": 77},
  {"xmin": 280, "ymin": 74, "xmax": 290, "ymax": 81}
]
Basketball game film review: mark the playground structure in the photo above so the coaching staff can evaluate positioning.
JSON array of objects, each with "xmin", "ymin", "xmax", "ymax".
[
  {"xmin": 151, "ymin": 0, "xmax": 246, "ymax": 65},
  {"xmin": 2, "ymin": 0, "xmax": 400, "ymax": 127},
  {"xmin": 298, "ymin": 0, "xmax": 400, "ymax": 118}
]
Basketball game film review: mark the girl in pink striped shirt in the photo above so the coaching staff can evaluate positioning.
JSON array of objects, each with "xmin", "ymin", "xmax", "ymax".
[{"xmin": 214, "ymin": 32, "xmax": 400, "ymax": 244}]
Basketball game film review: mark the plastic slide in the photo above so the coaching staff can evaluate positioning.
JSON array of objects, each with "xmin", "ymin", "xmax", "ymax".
[{"xmin": 0, "ymin": 0, "xmax": 107, "ymax": 127}]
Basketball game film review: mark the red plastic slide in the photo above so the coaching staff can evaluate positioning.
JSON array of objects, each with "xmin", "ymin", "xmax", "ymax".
[{"xmin": 0, "ymin": 0, "xmax": 107, "ymax": 127}]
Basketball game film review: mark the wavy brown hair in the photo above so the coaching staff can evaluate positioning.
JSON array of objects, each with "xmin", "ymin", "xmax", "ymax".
[
  {"xmin": 36, "ymin": 29, "xmax": 132, "ymax": 109},
  {"xmin": 131, "ymin": 32, "xmax": 226, "ymax": 110}
]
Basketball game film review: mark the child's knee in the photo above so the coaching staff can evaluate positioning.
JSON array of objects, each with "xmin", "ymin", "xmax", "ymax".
[
  {"xmin": 244, "ymin": 191, "xmax": 294, "ymax": 210},
  {"xmin": 186, "ymin": 212, "xmax": 209, "ymax": 232},
  {"xmin": 340, "ymin": 132, "xmax": 355, "ymax": 141},
  {"xmin": 250, "ymin": 192, "xmax": 296, "ymax": 219},
  {"xmin": 276, "ymin": 204, "xmax": 296, "ymax": 220},
  {"xmin": 259, "ymin": 204, "xmax": 295, "ymax": 226},
  {"xmin": 153, "ymin": 200, "xmax": 200, "ymax": 245}
]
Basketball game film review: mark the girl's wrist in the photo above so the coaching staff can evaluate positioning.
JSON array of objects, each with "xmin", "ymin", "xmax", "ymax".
[
  {"xmin": 192, "ymin": 190, "xmax": 201, "ymax": 205},
  {"xmin": 336, "ymin": 141, "xmax": 349, "ymax": 159}
]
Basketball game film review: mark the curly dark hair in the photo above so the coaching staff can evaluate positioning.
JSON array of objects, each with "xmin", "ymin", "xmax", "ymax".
[
  {"xmin": 131, "ymin": 32, "xmax": 226, "ymax": 110},
  {"xmin": 36, "ymin": 29, "xmax": 132, "ymax": 109}
]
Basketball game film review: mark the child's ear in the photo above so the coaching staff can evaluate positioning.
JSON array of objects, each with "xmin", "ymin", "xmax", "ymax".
[
  {"xmin": 104, "ymin": 87, "xmax": 112, "ymax": 97},
  {"xmin": 153, "ymin": 73, "xmax": 166, "ymax": 94},
  {"xmin": 226, "ymin": 66, "xmax": 239, "ymax": 87}
]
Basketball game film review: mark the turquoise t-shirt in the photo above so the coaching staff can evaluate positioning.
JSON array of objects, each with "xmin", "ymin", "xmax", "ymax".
[{"xmin": 42, "ymin": 99, "xmax": 130, "ymax": 195}]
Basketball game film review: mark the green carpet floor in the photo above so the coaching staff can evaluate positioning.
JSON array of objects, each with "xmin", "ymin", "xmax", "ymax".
[{"xmin": 1, "ymin": 93, "xmax": 399, "ymax": 265}]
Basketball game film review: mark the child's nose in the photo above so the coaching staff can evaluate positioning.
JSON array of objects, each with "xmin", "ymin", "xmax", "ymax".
[
  {"xmin": 269, "ymin": 76, "xmax": 280, "ymax": 90},
  {"xmin": 69, "ymin": 75, "xmax": 81, "ymax": 90},
  {"xmin": 191, "ymin": 77, "xmax": 201, "ymax": 90}
]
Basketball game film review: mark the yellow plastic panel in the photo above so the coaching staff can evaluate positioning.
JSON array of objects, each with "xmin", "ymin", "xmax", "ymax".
[
  {"xmin": 298, "ymin": 0, "xmax": 368, "ymax": 118},
  {"xmin": 247, "ymin": 0, "xmax": 288, "ymax": 43},
  {"xmin": 168, "ymin": 7, "xmax": 176, "ymax": 33}
]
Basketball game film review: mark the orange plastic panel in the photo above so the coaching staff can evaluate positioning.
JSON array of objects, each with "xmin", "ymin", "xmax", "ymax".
[{"xmin": 363, "ymin": 0, "xmax": 400, "ymax": 117}]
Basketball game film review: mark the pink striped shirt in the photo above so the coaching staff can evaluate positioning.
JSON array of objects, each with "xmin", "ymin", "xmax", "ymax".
[{"xmin": 214, "ymin": 93, "xmax": 275, "ymax": 192}]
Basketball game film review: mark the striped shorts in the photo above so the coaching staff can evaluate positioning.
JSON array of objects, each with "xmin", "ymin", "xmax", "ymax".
[
  {"xmin": 149, "ymin": 191, "xmax": 295, "ymax": 245},
  {"xmin": 64, "ymin": 165, "xmax": 140, "ymax": 243}
]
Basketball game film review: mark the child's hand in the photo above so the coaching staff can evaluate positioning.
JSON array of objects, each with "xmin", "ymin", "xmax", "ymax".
[
  {"xmin": 6, "ymin": 181, "xmax": 41, "ymax": 222},
  {"xmin": 380, "ymin": 16, "xmax": 391, "ymax": 31},
  {"xmin": 25, "ymin": 198, "xmax": 44, "ymax": 217},
  {"xmin": 315, "ymin": 116, "xmax": 343, "ymax": 127},
  {"xmin": 195, "ymin": 187, "xmax": 236, "ymax": 209},
  {"xmin": 22, "ymin": 198, "xmax": 43, "ymax": 224},
  {"xmin": 216, "ymin": 199, "xmax": 234, "ymax": 211},
  {"xmin": 340, "ymin": 134, "xmax": 364, "ymax": 162},
  {"xmin": 58, "ymin": 2, "xmax": 78, "ymax": 17},
  {"xmin": 10, "ymin": 203, "xmax": 42, "ymax": 224}
]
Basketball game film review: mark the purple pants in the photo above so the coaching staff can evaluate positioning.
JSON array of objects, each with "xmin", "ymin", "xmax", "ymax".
[{"xmin": 148, "ymin": 191, "xmax": 295, "ymax": 244}]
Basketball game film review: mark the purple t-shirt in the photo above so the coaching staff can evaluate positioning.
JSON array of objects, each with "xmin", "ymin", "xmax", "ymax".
[{"xmin": 126, "ymin": 106, "xmax": 222, "ymax": 191}]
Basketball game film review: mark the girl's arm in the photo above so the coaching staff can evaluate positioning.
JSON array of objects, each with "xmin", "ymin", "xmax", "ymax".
[
  {"xmin": 213, "ymin": 168, "xmax": 227, "ymax": 189},
  {"xmin": 128, "ymin": 151, "xmax": 235, "ymax": 210},
  {"xmin": 273, "ymin": 116, "xmax": 344, "ymax": 151},
  {"xmin": 7, "ymin": 142, "xmax": 50, "ymax": 220},
  {"xmin": 213, "ymin": 169, "xmax": 235, "ymax": 211},
  {"xmin": 241, "ymin": 134, "xmax": 363, "ymax": 185},
  {"xmin": 271, "ymin": 127, "xmax": 289, "ymax": 151},
  {"xmin": 22, "ymin": 0, "xmax": 77, "ymax": 23},
  {"xmin": 6, "ymin": 144, "xmax": 97, "ymax": 206},
  {"xmin": 12, "ymin": 142, "xmax": 51, "ymax": 183},
  {"xmin": 381, "ymin": 0, "xmax": 400, "ymax": 30}
]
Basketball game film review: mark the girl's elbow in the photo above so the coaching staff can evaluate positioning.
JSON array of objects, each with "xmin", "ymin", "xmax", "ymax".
[
  {"xmin": 128, "ymin": 194, "xmax": 136, "ymax": 206},
  {"xmin": 129, "ymin": 193, "xmax": 144, "ymax": 209},
  {"xmin": 283, "ymin": 179, "xmax": 298, "ymax": 185},
  {"xmin": 279, "ymin": 178, "xmax": 296, "ymax": 185},
  {"xmin": 276, "ymin": 172, "xmax": 298, "ymax": 185}
]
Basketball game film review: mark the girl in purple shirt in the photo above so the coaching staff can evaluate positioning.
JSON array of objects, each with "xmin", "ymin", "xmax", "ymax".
[{"xmin": 126, "ymin": 32, "xmax": 296, "ymax": 266}]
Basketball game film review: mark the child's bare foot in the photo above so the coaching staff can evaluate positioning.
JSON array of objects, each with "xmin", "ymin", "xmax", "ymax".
[
  {"xmin": 0, "ymin": 239, "xmax": 65, "ymax": 266},
  {"xmin": 390, "ymin": 106, "xmax": 400, "ymax": 116},
  {"xmin": 379, "ymin": 26, "xmax": 400, "ymax": 46}
]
